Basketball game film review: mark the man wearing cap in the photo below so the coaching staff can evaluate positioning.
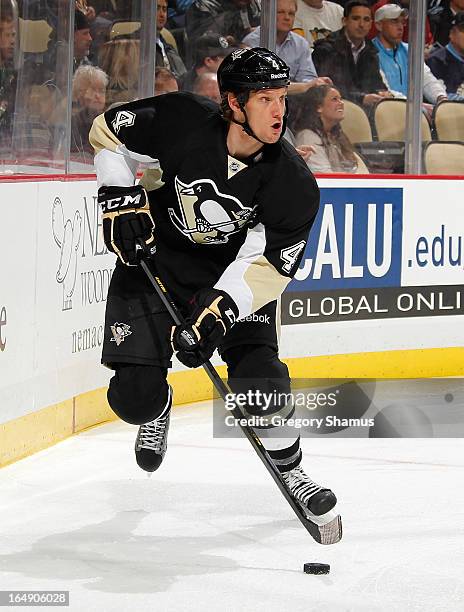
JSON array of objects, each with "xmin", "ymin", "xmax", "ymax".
[
  {"xmin": 179, "ymin": 32, "xmax": 233, "ymax": 93},
  {"xmin": 74, "ymin": 10, "xmax": 93, "ymax": 72},
  {"xmin": 373, "ymin": 3, "xmax": 447, "ymax": 103},
  {"xmin": 241, "ymin": 0, "xmax": 332, "ymax": 94},
  {"xmin": 427, "ymin": 11, "xmax": 464, "ymax": 100}
]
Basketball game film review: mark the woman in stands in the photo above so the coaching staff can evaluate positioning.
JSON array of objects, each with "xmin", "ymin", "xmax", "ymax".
[
  {"xmin": 294, "ymin": 84, "xmax": 368, "ymax": 174},
  {"xmin": 98, "ymin": 38, "xmax": 140, "ymax": 106}
]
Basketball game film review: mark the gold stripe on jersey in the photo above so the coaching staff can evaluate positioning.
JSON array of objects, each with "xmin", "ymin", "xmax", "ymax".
[
  {"xmin": 140, "ymin": 167, "xmax": 165, "ymax": 191},
  {"xmin": 244, "ymin": 256, "xmax": 290, "ymax": 314},
  {"xmin": 89, "ymin": 113, "xmax": 122, "ymax": 155},
  {"xmin": 227, "ymin": 155, "xmax": 248, "ymax": 180}
]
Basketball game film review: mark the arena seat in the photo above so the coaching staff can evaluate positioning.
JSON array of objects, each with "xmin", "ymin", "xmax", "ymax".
[
  {"xmin": 341, "ymin": 100, "xmax": 373, "ymax": 144},
  {"xmin": 423, "ymin": 141, "xmax": 464, "ymax": 174},
  {"xmin": 19, "ymin": 18, "xmax": 53, "ymax": 53},
  {"xmin": 109, "ymin": 20, "xmax": 141, "ymax": 40},
  {"xmin": 374, "ymin": 99, "xmax": 432, "ymax": 142},
  {"xmin": 433, "ymin": 101, "xmax": 464, "ymax": 141},
  {"xmin": 109, "ymin": 21, "xmax": 178, "ymax": 51}
]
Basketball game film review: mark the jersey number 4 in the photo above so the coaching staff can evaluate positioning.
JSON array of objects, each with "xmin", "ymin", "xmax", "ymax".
[{"xmin": 280, "ymin": 241, "xmax": 306, "ymax": 274}]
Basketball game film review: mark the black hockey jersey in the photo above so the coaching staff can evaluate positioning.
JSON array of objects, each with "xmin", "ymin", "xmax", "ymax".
[{"xmin": 90, "ymin": 93, "xmax": 319, "ymax": 319}]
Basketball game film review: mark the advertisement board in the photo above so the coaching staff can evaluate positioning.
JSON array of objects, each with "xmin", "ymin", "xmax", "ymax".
[
  {"xmin": 0, "ymin": 176, "xmax": 462, "ymax": 425},
  {"xmin": 282, "ymin": 180, "xmax": 464, "ymax": 326}
]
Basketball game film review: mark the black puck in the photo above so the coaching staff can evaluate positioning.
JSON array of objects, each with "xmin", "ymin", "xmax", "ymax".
[{"xmin": 303, "ymin": 563, "xmax": 330, "ymax": 575}]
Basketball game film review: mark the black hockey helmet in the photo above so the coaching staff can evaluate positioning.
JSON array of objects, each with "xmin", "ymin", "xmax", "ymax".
[
  {"xmin": 218, "ymin": 48, "xmax": 290, "ymax": 144},
  {"xmin": 218, "ymin": 47, "xmax": 290, "ymax": 93}
]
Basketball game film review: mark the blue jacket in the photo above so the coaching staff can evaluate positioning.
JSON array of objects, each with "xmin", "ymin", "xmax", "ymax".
[{"xmin": 372, "ymin": 37, "xmax": 409, "ymax": 96}]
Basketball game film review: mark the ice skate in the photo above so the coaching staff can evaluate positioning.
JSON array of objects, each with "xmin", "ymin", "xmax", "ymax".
[
  {"xmin": 135, "ymin": 386, "xmax": 172, "ymax": 472},
  {"xmin": 282, "ymin": 465, "xmax": 337, "ymax": 517}
]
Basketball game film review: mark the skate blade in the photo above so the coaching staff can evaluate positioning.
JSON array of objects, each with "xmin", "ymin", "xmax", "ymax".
[{"xmin": 300, "ymin": 505, "xmax": 343, "ymax": 545}]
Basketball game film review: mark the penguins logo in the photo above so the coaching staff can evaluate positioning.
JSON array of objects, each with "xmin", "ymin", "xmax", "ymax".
[{"xmin": 169, "ymin": 177, "xmax": 256, "ymax": 245}]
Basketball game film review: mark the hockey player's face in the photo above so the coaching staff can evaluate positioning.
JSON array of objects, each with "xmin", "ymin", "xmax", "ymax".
[{"xmin": 245, "ymin": 88, "xmax": 287, "ymax": 143}]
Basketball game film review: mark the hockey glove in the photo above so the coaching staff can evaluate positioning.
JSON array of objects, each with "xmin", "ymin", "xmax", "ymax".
[
  {"xmin": 99, "ymin": 185, "xmax": 155, "ymax": 266},
  {"xmin": 171, "ymin": 289, "xmax": 239, "ymax": 368}
]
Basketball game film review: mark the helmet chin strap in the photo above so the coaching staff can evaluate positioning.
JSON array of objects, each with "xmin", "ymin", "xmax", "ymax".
[
  {"xmin": 231, "ymin": 95, "xmax": 288, "ymax": 146},
  {"xmin": 232, "ymin": 105, "xmax": 269, "ymax": 146}
]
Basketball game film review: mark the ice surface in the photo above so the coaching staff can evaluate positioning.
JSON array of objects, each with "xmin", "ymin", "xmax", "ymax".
[{"xmin": 1, "ymin": 401, "xmax": 463, "ymax": 612}]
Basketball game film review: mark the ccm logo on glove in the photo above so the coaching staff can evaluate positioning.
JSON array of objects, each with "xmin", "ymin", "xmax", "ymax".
[
  {"xmin": 98, "ymin": 184, "xmax": 156, "ymax": 266},
  {"xmin": 100, "ymin": 193, "xmax": 143, "ymax": 212}
]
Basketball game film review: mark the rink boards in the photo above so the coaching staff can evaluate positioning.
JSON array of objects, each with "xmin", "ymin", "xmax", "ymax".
[{"xmin": 0, "ymin": 175, "xmax": 463, "ymax": 465}]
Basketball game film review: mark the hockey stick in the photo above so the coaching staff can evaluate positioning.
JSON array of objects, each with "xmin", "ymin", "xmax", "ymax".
[{"xmin": 138, "ymin": 254, "xmax": 342, "ymax": 545}]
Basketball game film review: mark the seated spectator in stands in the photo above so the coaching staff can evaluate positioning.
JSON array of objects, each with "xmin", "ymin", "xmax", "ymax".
[
  {"xmin": 154, "ymin": 66, "xmax": 179, "ymax": 95},
  {"xmin": 74, "ymin": 10, "xmax": 93, "ymax": 71},
  {"xmin": 186, "ymin": 0, "xmax": 261, "ymax": 46},
  {"xmin": 312, "ymin": 0, "xmax": 391, "ymax": 106},
  {"xmin": 293, "ymin": 0, "xmax": 344, "ymax": 47},
  {"xmin": 0, "ymin": 0, "xmax": 17, "ymax": 148},
  {"xmin": 294, "ymin": 84, "xmax": 368, "ymax": 172},
  {"xmin": 242, "ymin": 0, "xmax": 332, "ymax": 93},
  {"xmin": 71, "ymin": 64, "xmax": 108, "ymax": 157},
  {"xmin": 368, "ymin": 1, "xmax": 434, "ymax": 50},
  {"xmin": 373, "ymin": 4, "xmax": 447, "ymax": 104},
  {"xmin": 99, "ymin": 38, "xmax": 140, "ymax": 106},
  {"xmin": 427, "ymin": 11, "xmax": 464, "ymax": 99},
  {"xmin": 156, "ymin": 0, "xmax": 187, "ymax": 79},
  {"xmin": 429, "ymin": 0, "xmax": 464, "ymax": 46},
  {"xmin": 192, "ymin": 71, "xmax": 221, "ymax": 102},
  {"xmin": 180, "ymin": 32, "xmax": 233, "ymax": 92}
]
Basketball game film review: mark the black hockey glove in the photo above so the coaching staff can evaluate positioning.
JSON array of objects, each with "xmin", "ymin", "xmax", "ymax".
[
  {"xmin": 99, "ymin": 185, "xmax": 155, "ymax": 266},
  {"xmin": 171, "ymin": 289, "xmax": 239, "ymax": 368}
]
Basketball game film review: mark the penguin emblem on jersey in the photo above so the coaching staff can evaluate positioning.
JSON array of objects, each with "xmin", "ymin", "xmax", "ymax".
[{"xmin": 169, "ymin": 177, "xmax": 256, "ymax": 244}]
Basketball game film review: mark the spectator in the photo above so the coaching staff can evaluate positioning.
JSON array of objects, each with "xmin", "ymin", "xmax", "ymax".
[
  {"xmin": 242, "ymin": 0, "xmax": 332, "ymax": 93},
  {"xmin": 71, "ymin": 64, "xmax": 108, "ymax": 157},
  {"xmin": 427, "ymin": 11, "xmax": 464, "ymax": 99},
  {"xmin": 373, "ymin": 4, "xmax": 447, "ymax": 103},
  {"xmin": 294, "ymin": 84, "xmax": 368, "ymax": 172},
  {"xmin": 180, "ymin": 32, "xmax": 233, "ymax": 92},
  {"xmin": 99, "ymin": 38, "xmax": 140, "ymax": 106},
  {"xmin": 154, "ymin": 66, "xmax": 179, "ymax": 95},
  {"xmin": 368, "ymin": 1, "xmax": 434, "ymax": 48},
  {"xmin": 293, "ymin": 0, "xmax": 344, "ymax": 47},
  {"xmin": 74, "ymin": 9, "xmax": 93, "ymax": 71},
  {"xmin": 312, "ymin": 0, "xmax": 391, "ymax": 106},
  {"xmin": 429, "ymin": 0, "xmax": 464, "ymax": 46},
  {"xmin": 156, "ymin": 0, "xmax": 187, "ymax": 79},
  {"xmin": 186, "ymin": 0, "xmax": 261, "ymax": 47},
  {"xmin": 192, "ymin": 71, "xmax": 221, "ymax": 102}
]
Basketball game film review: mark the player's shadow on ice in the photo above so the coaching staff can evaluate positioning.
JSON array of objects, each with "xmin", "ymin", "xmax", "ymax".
[{"xmin": 0, "ymin": 479, "xmax": 292, "ymax": 594}]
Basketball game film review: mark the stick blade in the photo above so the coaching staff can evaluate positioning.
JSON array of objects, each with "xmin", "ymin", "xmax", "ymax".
[{"xmin": 302, "ymin": 510, "xmax": 343, "ymax": 545}]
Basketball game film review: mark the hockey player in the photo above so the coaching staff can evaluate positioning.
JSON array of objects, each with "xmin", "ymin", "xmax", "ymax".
[{"xmin": 90, "ymin": 48, "xmax": 337, "ymax": 518}]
